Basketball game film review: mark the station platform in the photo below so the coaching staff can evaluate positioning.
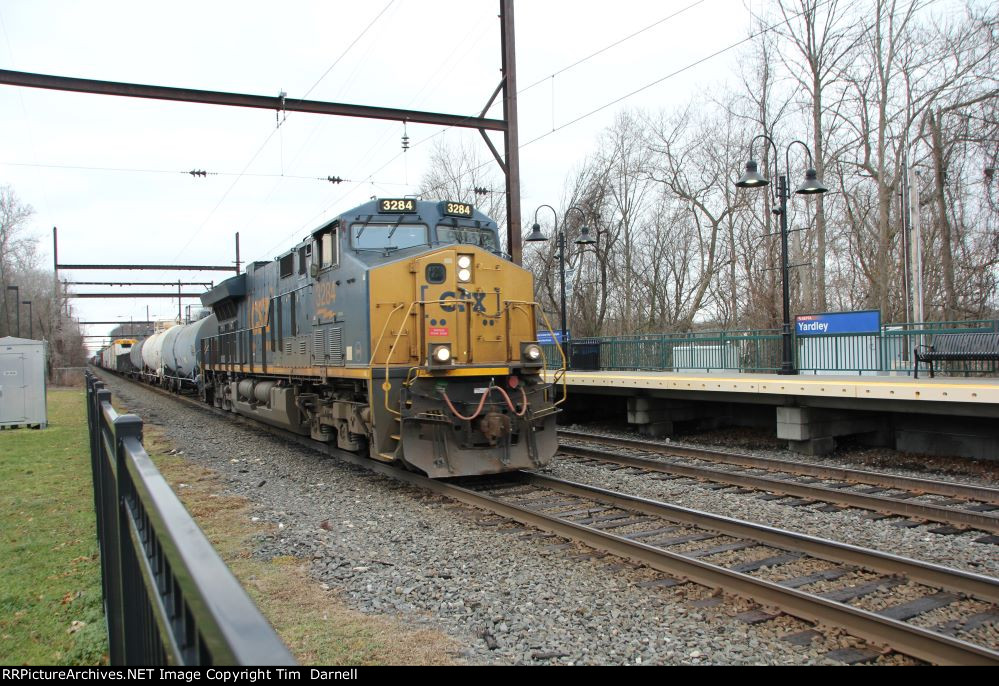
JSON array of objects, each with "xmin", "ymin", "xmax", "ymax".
[{"xmin": 545, "ymin": 370, "xmax": 999, "ymax": 460}]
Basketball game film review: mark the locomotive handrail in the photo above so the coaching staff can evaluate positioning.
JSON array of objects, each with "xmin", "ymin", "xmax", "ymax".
[
  {"xmin": 372, "ymin": 301, "xmax": 419, "ymax": 417},
  {"xmin": 506, "ymin": 300, "xmax": 568, "ymax": 406}
]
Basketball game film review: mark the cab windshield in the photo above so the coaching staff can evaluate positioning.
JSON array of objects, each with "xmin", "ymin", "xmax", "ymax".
[
  {"xmin": 435, "ymin": 224, "xmax": 499, "ymax": 252},
  {"xmin": 351, "ymin": 223, "xmax": 429, "ymax": 251}
]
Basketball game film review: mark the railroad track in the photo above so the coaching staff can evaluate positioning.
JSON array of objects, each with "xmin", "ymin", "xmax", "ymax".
[
  {"xmin": 94, "ymin": 371, "xmax": 999, "ymax": 665},
  {"xmin": 558, "ymin": 429, "xmax": 999, "ymax": 536}
]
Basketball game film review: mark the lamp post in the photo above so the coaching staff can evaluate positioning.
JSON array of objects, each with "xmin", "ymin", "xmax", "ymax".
[
  {"xmin": 21, "ymin": 300, "xmax": 32, "ymax": 339},
  {"xmin": 736, "ymin": 135, "xmax": 828, "ymax": 375},
  {"xmin": 6, "ymin": 285, "xmax": 20, "ymax": 337},
  {"xmin": 525, "ymin": 205, "xmax": 596, "ymax": 346}
]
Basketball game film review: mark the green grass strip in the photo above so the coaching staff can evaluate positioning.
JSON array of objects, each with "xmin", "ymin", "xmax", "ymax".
[{"xmin": 0, "ymin": 389, "xmax": 107, "ymax": 665}]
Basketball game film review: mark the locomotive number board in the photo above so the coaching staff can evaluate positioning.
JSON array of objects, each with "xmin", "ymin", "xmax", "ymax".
[
  {"xmin": 379, "ymin": 198, "xmax": 418, "ymax": 213},
  {"xmin": 442, "ymin": 201, "xmax": 473, "ymax": 218}
]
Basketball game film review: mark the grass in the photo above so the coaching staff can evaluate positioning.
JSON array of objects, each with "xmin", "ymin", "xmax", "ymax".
[
  {"xmin": 0, "ymin": 386, "xmax": 458, "ymax": 665},
  {"xmin": 0, "ymin": 389, "xmax": 107, "ymax": 665}
]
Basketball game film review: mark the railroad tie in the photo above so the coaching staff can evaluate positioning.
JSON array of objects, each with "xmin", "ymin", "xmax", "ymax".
[{"xmin": 876, "ymin": 592, "xmax": 959, "ymax": 621}]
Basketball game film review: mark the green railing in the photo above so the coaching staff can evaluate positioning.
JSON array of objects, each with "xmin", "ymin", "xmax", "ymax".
[{"xmin": 541, "ymin": 319, "xmax": 998, "ymax": 377}]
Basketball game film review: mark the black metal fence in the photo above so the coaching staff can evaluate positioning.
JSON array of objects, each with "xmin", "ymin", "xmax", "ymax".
[{"xmin": 85, "ymin": 372, "xmax": 295, "ymax": 666}]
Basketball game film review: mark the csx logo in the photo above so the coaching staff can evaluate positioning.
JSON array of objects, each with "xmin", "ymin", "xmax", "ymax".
[
  {"xmin": 250, "ymin": 298, "xmax": 270, "ymax": 330},
  {"xmin": 438, "ymin": 290, "xmax": 486, "ymax": 313},
  {"xmin": 315, "ymin": 281, "xmax": 337, "ymax": 306}
]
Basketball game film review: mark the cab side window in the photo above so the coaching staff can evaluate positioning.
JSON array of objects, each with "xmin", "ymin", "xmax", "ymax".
[{"xmin": 315, "ymin": 228, "xmax": 339, "ymax": 270}]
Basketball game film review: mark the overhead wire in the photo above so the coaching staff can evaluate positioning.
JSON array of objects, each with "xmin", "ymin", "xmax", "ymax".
[
  {"xmin": 0, "ymin": 160, "xmax": 419, "ymax": 185},
  {"xmin": 291, "ymin": 0, "xmax": 714, "ymax": 229},
  {"xmin": 250, "ymin": 4, "xmax": 494, "ymax": 260},
  {"xmin": 0, "ymin": 7, "xmax": 53, "ymax": 217},
  {"xmin": 517, "ymin": 0, "xmax": 707, "ymax": 95},
  {"xmin": 346, "ymin": 0, "xmax": 839, "ymax": 200},
  {"xmin": 231, "ymin": 1, "xmax": 401, "ymax": 261},
  {"xmin": 170, "ymin": 0, "xmax": 397, "ymax": 264}
]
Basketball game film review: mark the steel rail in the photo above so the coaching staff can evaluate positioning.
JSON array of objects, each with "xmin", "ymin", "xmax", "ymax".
[
  {"xmin": 94, "ymin": 370, "xmax": 999, "ymax": 665},
  {"xmin": 559, "ymin": 429, "xmax": 999, "ymax": 505},
  {"xmin": 471, "ymin": 474, "xmax": 999, "ymax": 666},
  {"xmin": 517, "ymin": 473, "xmax": 999, "ymax": 603},
  {"xmin": 558, "ymin": 442, "xmax": 999, "ymax": 534}
]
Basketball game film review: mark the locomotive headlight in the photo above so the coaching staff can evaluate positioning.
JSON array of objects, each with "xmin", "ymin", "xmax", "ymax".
[
  {"xmin": 520, "ymin": 342, "xmax": 543, "ymax": 366},
  {"xmin": 430, "ymin": 344, "xmax": 452, "ymax": 365},
  {"xmin": 457, "ymin": 268, "xmax": 472, "ymax": 283},
  {"xmin": 457, "ymin": 255, "xmax": 472, "ymax": 269}
]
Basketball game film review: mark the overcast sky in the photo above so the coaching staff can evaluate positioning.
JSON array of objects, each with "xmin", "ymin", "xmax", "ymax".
[{"xmin": 0, "ymin": 0, "xmax": 764, "ymax": 348}]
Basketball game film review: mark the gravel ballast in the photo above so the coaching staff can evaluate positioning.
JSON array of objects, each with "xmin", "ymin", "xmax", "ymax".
[{"xmin": 94, "ymin": 373, "xmax": 992, "ymax": 665}]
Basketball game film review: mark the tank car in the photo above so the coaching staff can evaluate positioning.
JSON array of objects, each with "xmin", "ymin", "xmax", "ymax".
[
  {"xmin": 200, "ymin": 198, "xmax": 562, "ymax": 477},
  {"xmin": 129, "ymin": 337, "xmax": 146, "ymax": 377},
  {"xmin": 161, "ymin": 311, "xmax": 218, "ymax": 391},
  {"xmin": 140, "ymin": 322, "xmax": 180, "ymax": 380}
]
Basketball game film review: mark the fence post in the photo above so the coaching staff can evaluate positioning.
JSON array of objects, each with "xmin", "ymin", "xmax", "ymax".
[
  {"xmin": 112, "ymin": 413, "xmax": 145, "ymax": 665},
  {"xmin": 90, "ymin": 386, "xmax": 127, "ymax": 664}
]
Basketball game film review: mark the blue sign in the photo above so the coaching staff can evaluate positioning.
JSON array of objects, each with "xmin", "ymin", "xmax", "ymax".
[
  {"xmin": 536, "ymin": 330, "xmax": 568, "ymax": 344},
  {"xmin": 795, "ymin": 310, "xmax": 881, "ymax": 336}
]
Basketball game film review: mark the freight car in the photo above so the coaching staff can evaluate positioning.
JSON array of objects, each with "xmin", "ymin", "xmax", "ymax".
[
  {"xmin": 199, "ymin": 198, "xmax": 562, "ymax": 477},
  {"xmin": 101, "ymin": 338, "xmax": 138, "ymax": 374}
]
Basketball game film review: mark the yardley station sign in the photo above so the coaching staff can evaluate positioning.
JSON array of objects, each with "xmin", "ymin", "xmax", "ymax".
[{"xmin": 794, "ymin": 310, "xmax": 881, "ymax": 336}]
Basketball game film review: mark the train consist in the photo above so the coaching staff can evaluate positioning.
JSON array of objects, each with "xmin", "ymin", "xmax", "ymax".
[{"xmin": 96, "ymin": 198, "xmax": 563, "ymax": 477}]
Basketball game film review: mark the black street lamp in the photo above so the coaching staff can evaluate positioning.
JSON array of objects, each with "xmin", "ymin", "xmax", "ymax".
[
  {"xmin": 525, "ymin": 205, "xmax": 596, "ymax": 348},
  {"xmin": 22, "ymin": 300, "xmax": 32, "ymax": 339},
  {"xmin": 736, "ymin": 135, "xmax": 827, "ymax": 375},
  {"xmin": 6, "ymin": 285, "xmax": 20, "ymax": 337}
]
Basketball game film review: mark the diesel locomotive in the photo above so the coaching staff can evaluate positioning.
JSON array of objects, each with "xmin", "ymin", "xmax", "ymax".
[{"xmin": 192, "ymin": 198, "xmax": 563, "ymax": 477}]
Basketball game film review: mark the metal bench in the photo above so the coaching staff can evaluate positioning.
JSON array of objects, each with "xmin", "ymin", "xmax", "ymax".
[{"xmin": 913, "ymin": 332, "xmax": 999, "ymax": 378}]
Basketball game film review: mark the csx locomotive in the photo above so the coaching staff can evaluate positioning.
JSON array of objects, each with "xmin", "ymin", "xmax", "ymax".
[{"xmin": 197, "ymin": 198, "xmax": 562, "ymax": 477}]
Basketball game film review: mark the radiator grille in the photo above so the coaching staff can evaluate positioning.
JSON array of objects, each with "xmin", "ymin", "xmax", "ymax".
[
  {"xmin": 329, "ymin": 327, "xmax": 343, "ymax": 365},
  {"xmin": 313, "ymin": 330, "xmax": 326, "ymax": 361}
]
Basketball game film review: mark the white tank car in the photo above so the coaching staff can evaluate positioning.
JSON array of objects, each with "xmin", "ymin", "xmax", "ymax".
[
  {"xmin": 141, "ymin": 330, "xmax": 167, "ymax": 376},
  {"xmin": 129, "ymin": 338, "xmax": 146, "ymax": 372},
  {"xmin": 158, "ymin": 325, "xmax": 184, "ymax": 376},
  {"xmin": 167, "ymin": 314, "xmax": 218, "ymax": 380}
]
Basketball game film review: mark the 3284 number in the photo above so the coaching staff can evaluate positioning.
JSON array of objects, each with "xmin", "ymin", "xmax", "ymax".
[
  {"xmin": 379, "ymin": 198, "xmax": 416, "ymax": 213},
  {"xmin": 445, "ymin": 202, "xmax": 472, "ymax": 217}
]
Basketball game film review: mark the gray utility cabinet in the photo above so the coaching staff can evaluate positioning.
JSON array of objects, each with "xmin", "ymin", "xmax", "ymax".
[{"xmin": 0, "ymin": 337, "xmax": 48, "ymax": 429}]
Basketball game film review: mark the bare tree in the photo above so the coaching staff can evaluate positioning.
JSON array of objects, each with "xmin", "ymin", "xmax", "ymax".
[
  {"xmin": 417, "ymin": 137, "xmax": 507, "ymax": 246},
  {"xmin": 647, "ymin": 106, "xmax": 742, "ymax": 331},
  {"xmin": 769, "ymin": 0, "xmax": 859, "ymax": 312},
  {"xmin": 1, "ymin": 185, "xmax": 37, "ymax": 337}
]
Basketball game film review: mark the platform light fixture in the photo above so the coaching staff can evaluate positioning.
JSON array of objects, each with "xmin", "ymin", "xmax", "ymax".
[
  {"xmin": 526, "ymin": 205, "xmax": 593, "ymax": 357},
  {"xmin": 735, "ymin": 135, "xmax": 828, "ymax": 375}
]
